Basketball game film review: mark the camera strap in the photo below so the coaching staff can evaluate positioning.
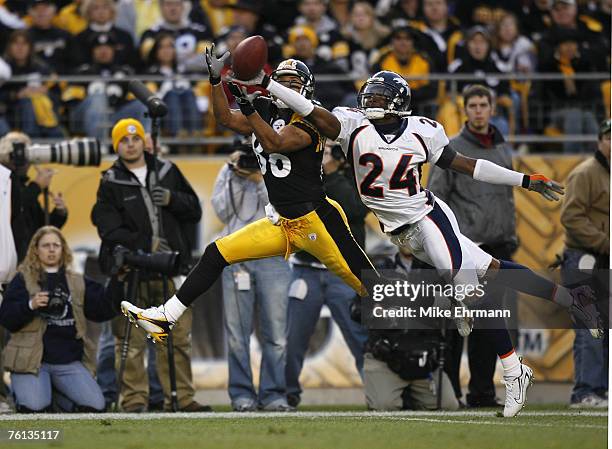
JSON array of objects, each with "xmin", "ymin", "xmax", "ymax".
[{"xmin": 228, "ymin": 177, "xmax": 261, "ymax": 223}]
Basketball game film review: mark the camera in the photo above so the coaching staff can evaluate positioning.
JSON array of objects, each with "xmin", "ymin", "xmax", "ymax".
[
  {"xmin": 38, "ymin": 286, "xmax": 70, "ymax": 320},
  {"xmin": 111, "ymin": 245, "xmax": 180, "ymax": 276},
  {"xmin": 0, "ymin": 138, "xmax": 101, "ymax": 168},
  {"xmin": 228, "ymin": 146, "xmax": 260, "ymax": 172}
]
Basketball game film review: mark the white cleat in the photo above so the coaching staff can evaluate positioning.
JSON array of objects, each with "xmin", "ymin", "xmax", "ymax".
[
  {"xmin": 503, "ymin": 363, "xmax": 534, "ymax": 417},
  {"xmin": 120, "ymin": 301, "xmax": 175, "ymax": 344},
  {"xmin": 568, "ymin": 286, "xmax": 604, "ymax": 339}
]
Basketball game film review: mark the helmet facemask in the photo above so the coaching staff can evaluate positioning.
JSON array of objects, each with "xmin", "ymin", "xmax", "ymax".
[{"xmin": 358, "ymin": 75, "xmax": 412, "ymax": 120}]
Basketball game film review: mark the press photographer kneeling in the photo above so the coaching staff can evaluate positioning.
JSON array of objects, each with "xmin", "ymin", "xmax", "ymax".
[
  {"xmin": 0, "ymin": 226, "xmax": 124, "ymax": 413},
  {"xmin": 361, "ymin": 251, "xmax": 459, "ymax": 411}
]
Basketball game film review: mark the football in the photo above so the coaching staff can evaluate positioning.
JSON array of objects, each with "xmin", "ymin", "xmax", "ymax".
[{"xmin": 231, "ymin": 35, "xmax": 268, "ymax": 81}]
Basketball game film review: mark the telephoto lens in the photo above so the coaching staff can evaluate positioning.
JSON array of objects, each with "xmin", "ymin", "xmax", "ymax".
[{"xmin": 26, "ymin": 138, "xmax": 102, "ymax": 166}]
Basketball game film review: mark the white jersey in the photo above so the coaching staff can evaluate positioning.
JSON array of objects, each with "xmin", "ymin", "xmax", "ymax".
[{"xmin": 333, "ymin": 107, "xmax": 450, "ymax": 232}]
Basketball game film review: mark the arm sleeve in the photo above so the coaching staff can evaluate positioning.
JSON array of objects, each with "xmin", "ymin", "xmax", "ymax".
[
  {"xmin": 165, "ymin": 166, "xmax": 203, "ymax": 223},
  {"xmin": 210, "ymin": 165, "xmax": 232, "ymax": 224},
  {"xmin": 49, "ymin": 208, "xmax": 68, "ymax": 229},
  {"xmin": 91, "ymin": 179, "xmax": 140, "ymax": 246},
  {"xmin": 331, "ymin": 107, "xmax": 366, "ymax": 147},
  {"xmin": 425, "ymin": 124, "xmax": 450, "ymax": 165},
  {"xmin": 0, "ymin": 274, "xmax": 36, "ymax": 332},
  {"xmin": 561, "ymin": 169, "xmax": 609, "ymax": 254},
  {"xmin": 83, "ymin": 276, "xmax": 123, "ymax": 321}
]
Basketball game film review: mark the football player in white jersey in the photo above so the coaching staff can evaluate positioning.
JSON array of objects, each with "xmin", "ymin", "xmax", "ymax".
[{"xmin": 240, "ymin": 68, "xmax": 604, "ymax": 417}]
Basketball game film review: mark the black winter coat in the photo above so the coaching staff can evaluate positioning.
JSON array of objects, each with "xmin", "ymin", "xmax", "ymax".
[{"xmin": 91, "ymin": 152, "xmax": 202, "ymax": 275}]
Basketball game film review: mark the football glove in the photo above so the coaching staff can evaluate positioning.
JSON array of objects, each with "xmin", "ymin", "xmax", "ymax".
[
  {"xmin": 229, "ymin": 69, "xmax": 271, "ymax": 88},
  {"xmin": 523, "ymin": 174, "xmax": 564, "ymax": 201},
  {"xmin": 227, "ymin": 82, "xmax": 262, "ymax": 116},
  {"xmin": 204, "ymin": 44, "xmax": 229, "ymax": 86}
]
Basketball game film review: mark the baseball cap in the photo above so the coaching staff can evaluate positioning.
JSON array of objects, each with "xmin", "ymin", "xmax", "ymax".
[
  {"xmin": 90, "ymin": 32, "xmax": 117, "ymax": 48},
  {"xmin": 112, "ymin": 119, "xmax": 145, "ymax": 151},
  {"xmin": 466, "ymin": 25, "xmax": 491, "ymax": 41},
  {"xmin": 553, "ymin": 0, "xmax": 576, "ymax": 6},
  {"xmin": 599, "ymin": 119, "xmax": 611, "ymax": 139}
]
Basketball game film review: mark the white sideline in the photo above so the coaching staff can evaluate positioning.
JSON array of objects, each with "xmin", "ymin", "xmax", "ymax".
[{"xmin": 0, "ymin": 410, "xmax": 607, "ymax": 421}]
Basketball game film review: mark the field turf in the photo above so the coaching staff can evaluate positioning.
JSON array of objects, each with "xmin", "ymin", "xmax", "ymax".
[{"xmin": 0, "ymin": 405, "xmax": 606, "ymax": 449}]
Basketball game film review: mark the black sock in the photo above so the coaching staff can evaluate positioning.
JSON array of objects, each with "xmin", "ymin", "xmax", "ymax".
[
  {"xmin": 176, "ymin": 242, "xmax": 229, "ymax": 306},
  {"xmin": 495, "ymin": 260, "xmax": 556, "ymax": 301},
  {"xmin": 491, "ymin": 328, "xmax": 514, "ymax": 357}
]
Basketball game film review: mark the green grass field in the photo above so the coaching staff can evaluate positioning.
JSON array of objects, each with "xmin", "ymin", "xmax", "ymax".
[{"xmin": 0, "ymin": 406, "xmax": 606, "ymax": 449}]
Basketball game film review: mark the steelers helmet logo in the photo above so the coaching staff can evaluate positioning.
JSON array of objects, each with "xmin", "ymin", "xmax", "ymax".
[
  {"xmin": 127, "ymin": 125, "xmax": 137, "ymax": 134},
  {"xmin": 272, "ymin": 119, "xmax": 286, "ymax": 132}
]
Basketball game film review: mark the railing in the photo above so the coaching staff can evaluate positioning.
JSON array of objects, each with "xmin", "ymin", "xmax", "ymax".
[{"xmin": 2, "ymin": 71, "xmax": 609, "ymax": 151}]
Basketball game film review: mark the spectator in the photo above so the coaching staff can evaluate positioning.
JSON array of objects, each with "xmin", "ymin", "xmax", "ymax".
[
  {"xmin": 372, "ymin": 26, "xmax": 437, "ymax": 107},
  {"xmin": 343, "ymin": 1, "xmax": 389, "ymax": 78},
  {"xmin": 428, "ymin": 84, "xmax": 517, "ymax": 408},
  {"xmin": 363, "ymin": 247, "xmax": 459, "ymax": 411},
  {"xmin": 27, "ymin": 0, "xmax": 72, "ymax": 74},
  {"xmin": 0, "ymin": 2, "xmax": 26, "ymax": 54},
  {"xmin": 227, "ymin": 0, "xmax": 283, "ymax": 66},
  {"xmin": 520, "ymin": 0, "xmax": 553, "ymax": 43},
  {"xmin": 0, "ymin": 132, "xmax": 68, "ymax": 263},
  {"xmin": 561, "ymin": 118, "xmax": 610, "ymax": 408},
  {"xmin": 587, "ymin": 0, "xmax": 611, "ymax": 47},
  {"xmin": 414, "ymin": 0, "xmax": 463, "ymax": 71},
  {"xmin": 192, "ymin": 0, "xmax": 234, "ymax": 36},
  {"xmin": 114, "ymin": 0, "xmax": 161, "ymax": 44},
  {"xmin": 65, "ymin": 32, "xmax": 147, "ymax": 140},
  {"xmin": 285, "ymin": 25, "xmax": 356, "ymax": 110},
  {"xmin": 144, "ymin": 33, "xmax": 203, "ymax": 137},
  {"xmin": 492, "ymin": 13, "xmax": 537, "ymax": 74},
  {"xmin": 54, "ymin": 0, "xmax": 88, "ymax": 35},
  {"xmin": 91, "ymin": 118, "xmax": 208, "ymax": 413},
  {"xmin": 380, "ymin": 0, "xmax": 421, "ymax": 28},
  {"xmin": 448, "ymin": 26, "xmax": 512, "ymax": 135},
  {"xmin": 454, "ymin": 0, "xmax": 522, "ymax": 28},
  {"xmin": 140, "ymin": 0, "xmax": 214, "ymax": 73},
  {"xmin": 0, "ymin": 226, "xmax": 122, "ymax": 413},
  {"xmin": 538, "ymin": 0, "xmax": 608, "ymax": 68},
  {"xmin": 286, "ymin": 142, "xmax": 369, "ymax": 408},
  {"xmin": 0, "ymin": 30, "xmax": 64, "ymax": 138},
  {"xmin": 329, "ymin": 0, "xmax": 352, "ymax": 36},
  {"xmin": 211, "ymin": 147, "xmax": 292, "ymax": 412},
  {"xmin": 294, "ymin": 0, "xmax": 350, "ymax": 70},
  {"xmin": 539, "ymin": 29, "xmax": 600, "ymax": 152},
  {"xmin": 71, "ymin": 0, "xmax": 137, "ymax": 69}
]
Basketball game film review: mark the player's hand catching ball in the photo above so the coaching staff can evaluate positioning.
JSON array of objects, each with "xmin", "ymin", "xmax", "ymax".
[
  {"xmin": 525, "ymin": 174, "xmax": 564, "ymax": 201},
  {"xmin": 227, "ymin": 82, "xmax": 262, "ymax": 116},
  {"xmin": 205, "ymin": 44, "xmax": 229, "ymax": 85},
  {"xmin": 230, "ymin": 70, "xmax": 270, "ymax": 88}
]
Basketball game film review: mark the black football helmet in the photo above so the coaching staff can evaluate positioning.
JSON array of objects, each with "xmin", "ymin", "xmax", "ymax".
[
  {"xmin": 357, "ymin": 71, "xmax": 412, "ymax": 118},
  {"xmin": 271, "ymin": 59, "xmax": 315, "ymax": 99}
]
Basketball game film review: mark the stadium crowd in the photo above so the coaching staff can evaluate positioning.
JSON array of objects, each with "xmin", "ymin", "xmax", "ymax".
[{"xmin": 0, "ymin": 0, "xmax": 608, "ymax": 151}]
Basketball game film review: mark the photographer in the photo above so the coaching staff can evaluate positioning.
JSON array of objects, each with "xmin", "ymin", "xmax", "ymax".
[
  {"xmin": 0, "ymin": 132, "xmax": 68, "ymax": 263},
  {"xmin": 91, "ymin": 118, "xmax": 207, "ymax": 412},
  {"xmin": 211, "ymin": 145, "xmax": 292, "ymax": 412},
  {"xmin": 0, "ymin": 226, "xmax": 123, "ymax": 413},
  {"xmin": 363, "ymin": 248, "xmax": 459, "ymax": 411}
]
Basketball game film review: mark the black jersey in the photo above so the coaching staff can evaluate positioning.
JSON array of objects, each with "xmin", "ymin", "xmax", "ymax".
[{"xmin": 251, "ymin": 97, "xmax": 326, "ymax": 209}]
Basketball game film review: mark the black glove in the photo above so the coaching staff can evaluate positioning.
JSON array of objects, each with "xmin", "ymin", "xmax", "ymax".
[
  {"xmin": 227, "ymin": 82, "xmax": 262, "ymax": 116},
  {"xmin": 151, "ymin": 186, "xmax": 171, "ymax": 207}
]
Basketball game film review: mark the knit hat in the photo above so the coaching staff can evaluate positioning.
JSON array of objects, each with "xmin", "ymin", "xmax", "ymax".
[{"xmin": 111, "ymin": 118, "xmax": 145, "ymax": 151}]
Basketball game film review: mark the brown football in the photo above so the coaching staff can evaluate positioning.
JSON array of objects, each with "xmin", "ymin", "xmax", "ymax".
[{"xmin": 231, "ymin": 35, "xmax": 268, "ymax": 81}]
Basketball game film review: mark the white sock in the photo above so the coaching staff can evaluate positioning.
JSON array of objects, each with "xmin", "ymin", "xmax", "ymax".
[
  {"xmin": 500, "ymin": 350, "xmax": 522, "ymax": 378},
  {"xmin": 552, "ymin": 286, "xmax": 573, "ymax": 308},
  {"xmin": 163, "ymin": 295, "xmax": 187, "ymax": 322}
]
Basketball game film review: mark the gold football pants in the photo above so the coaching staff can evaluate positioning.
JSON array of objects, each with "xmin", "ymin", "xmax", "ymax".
[{"xmin": 215, "ymin": 198, "xmax": 374, "ymax": 296}]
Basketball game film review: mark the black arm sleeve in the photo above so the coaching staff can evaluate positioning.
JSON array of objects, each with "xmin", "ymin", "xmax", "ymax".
[
  {"xmin": 83, "ymin": 276, "xmax": 123, "ymax": 321},
  {"xmin": 435, "ymin": 146, "xmax": 457, "ymax": 169}
]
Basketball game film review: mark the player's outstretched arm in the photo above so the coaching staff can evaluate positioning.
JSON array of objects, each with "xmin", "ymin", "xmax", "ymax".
[
  {"xmin": 228, "ymin": 82, "xmax": 312, "ymax": 153},
  {"xmin": 447, "ymin": 152, "xmax": 565, "ymax": 201},
  {"xmin": 205, "ymin": 45, "xmax": 253, "ymax": 135},
  {"xmin": 239, "ymin": 71, "xmax": 341, "ymax": 140}
]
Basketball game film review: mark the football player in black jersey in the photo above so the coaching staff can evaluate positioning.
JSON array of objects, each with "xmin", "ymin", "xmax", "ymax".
[{"xmin": 120, "ymin": 49, "xmax": 376, "ymax": 344}]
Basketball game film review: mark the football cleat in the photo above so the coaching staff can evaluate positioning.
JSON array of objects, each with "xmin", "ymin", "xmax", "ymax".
[
  {"xmin": 121, "ymin": 301, "xmax": 174, "ymax": 344},
  {"xmin": 568, "ymin": 286, "xmax": 604, "ymax": 339},
  {"xmin": 503, "ymin": 362, "xmax": 534, "ymax": 417}
]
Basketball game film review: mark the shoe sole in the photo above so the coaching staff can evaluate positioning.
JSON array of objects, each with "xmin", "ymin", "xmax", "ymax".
[{"xmin": 121, "ymin": 304, "xmax": 169, "ymax": 344}]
